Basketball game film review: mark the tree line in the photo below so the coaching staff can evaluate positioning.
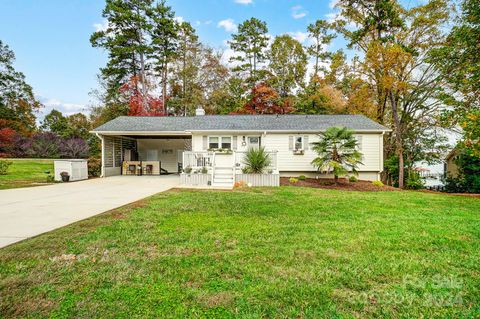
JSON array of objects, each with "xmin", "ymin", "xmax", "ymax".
[
  {"xmin": 0, "ymin": 0, "xmax": 478, "ymax": 189},
  {"xmin": 0, "ymin": 40, "xmax": 94, "ymax": 159}
]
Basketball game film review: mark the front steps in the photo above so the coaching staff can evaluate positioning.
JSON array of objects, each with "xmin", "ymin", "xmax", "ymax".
[{"xmin": 212, "ymin": 167, "xmax": 234, "ymax": 187}]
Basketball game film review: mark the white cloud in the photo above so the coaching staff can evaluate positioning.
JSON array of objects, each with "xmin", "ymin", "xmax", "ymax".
[
  {"xmin": 291, "ymin": 5, "xmax": 308, "ymax": 19},
  {"xmin": 234, "ymin": 0, "xmax": 253, "ymax": 4},
  {"xmin": 220, "ymin": 48, "xmax": 238, "ymax": 67},
  {"xmin": 37, "ymin": 96, "xmax": 87, "ymax": 121},
  {"xmin": 287, "ymin": 31, "xmax": 309, "ymax": 44},
  {"xmin": 325, "ymin": 12, "xmax": 340, "ymax": 23},
  {"xmin": 194, "ymin": 20, "xmax": 213, "ymax": 27},
  {"xmin": 329, "ymin": 0, "xmax": 339, "ymax": 9},
  {"xmin": 93, "ymin": 20, "xmax": 109, "ymax": 32},
  {"xmin": 174, "ymin": 16, "xmax": 184, "ymax": 24},
  {"xmin": 217, "ymin": 19, "xmax": 237, "ymax": 33},
  {"xmin": 292, "ymin": 12, "xmax": 307, "ymax": 19}
]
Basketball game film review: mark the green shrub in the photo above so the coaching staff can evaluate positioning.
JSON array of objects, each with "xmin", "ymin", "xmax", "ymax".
[
  {"xmin": 46, "ymin": 175, "xmax": 55, "ymax": 183},
  {"xmin": 449, "ymin": 150, "xmax": 480, "ymax": 193},
  {"xmin": 349, "ymin": 175, "xmax": 358, "ymax": 182},
  {"xmin": 242, "ymin": 147, "xmax": 271, "ymax": 174},
  {"xmin": 88, "ymin": 157, "xmax": 101, "ymax": 177},
  {"xmin": 289, "ymin": 177, "xmax": 299, "ymax": 184},
  {"xmin": 298, "ymin": 175, "xmax": 306, "ymax": 181},
  {"xmin": 0, "ymin": 160, "xmax": 13, "ymax": 175},
  {"xmin": 201, "ymin": 166, "xmax": 208, "ymax": 174},
  {"xmin": 405, "ymin": 170, "xmax": 424, "ymax": 190},
  {"xmin": 183, "ymin": 166, "xmax": 192, "ymax": 174},
  {"xmin": 372, "ymin": 180, "xmax": 384, "ymax": 187},
  {"xmin": 444, "ymin": 175, "xmax": 472, "ymax": 193}
]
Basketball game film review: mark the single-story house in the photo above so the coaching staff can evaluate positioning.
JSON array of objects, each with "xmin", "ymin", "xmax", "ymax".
[{"xmin": 91, "ymin": 113, "xmax": 390, "ymax": 187}]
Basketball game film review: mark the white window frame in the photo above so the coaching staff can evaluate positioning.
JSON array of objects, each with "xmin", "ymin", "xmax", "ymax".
[
  {"xmin": 208, "ymin": 135, "xmax": 233, "ymax": 150},
  {"xmin": 294, "ymin": 136, "xmax": 304, "ymax": 151}
]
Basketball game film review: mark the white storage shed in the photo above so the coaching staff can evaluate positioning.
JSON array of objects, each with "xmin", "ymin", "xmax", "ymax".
[{"xmin": 54, "ymin": 159, "xmax": 88, "ymax": 182}]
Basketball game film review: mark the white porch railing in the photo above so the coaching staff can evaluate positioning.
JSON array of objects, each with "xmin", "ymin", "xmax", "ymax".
[
  {"xmin": 182, "ymin": 150, "xmax": 279, "ymax": 187},
  {"xmin": 182, "ymin": 151, "xmax": 214, "ymax": 170},
  {"xmin": 182, "ymin": 150, "xmax": 278, "ymax": 173}
]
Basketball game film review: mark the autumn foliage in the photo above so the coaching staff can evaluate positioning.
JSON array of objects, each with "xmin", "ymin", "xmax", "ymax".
[
  {"xmin": 120, "ymin": 76, "xmax": 166, "ymax": 116},
  {"xmin": 0, "ymin": 127, "xmax": 15, "ymax": 158},
  {"xmin": 238, "ymin": 83, "xmax": 294, "ymax": 115}
]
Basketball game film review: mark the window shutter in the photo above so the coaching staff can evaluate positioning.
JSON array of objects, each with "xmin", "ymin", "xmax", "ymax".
[
  {"xmin": 304, "ymin": 136, "xmax": 309, "ymax": 150},
  {"xmin": 288, "ymin": 136, "xmax": 294, "ymax": 150},
  {"xmin": 232, "ymin": 136, "xmax": 238, "ymax": 150},
  {"xmin": 203, "ymin": 136, "xmax": 208, "ymax": 150}
]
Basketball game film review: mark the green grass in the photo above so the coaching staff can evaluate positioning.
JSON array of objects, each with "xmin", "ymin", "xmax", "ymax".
[
  {"xmin": 0, "ymin": 159, "xmax": 54, "ymax": 189},
  {"xmin": 1, "ymin": 187, "xmax": 479, "ymax": 318}
]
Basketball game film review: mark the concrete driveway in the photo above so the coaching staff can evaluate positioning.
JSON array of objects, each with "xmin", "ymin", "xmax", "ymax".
[{"xmin": 0, "ymin": 175, "xmax": 180, "ymax": 248}]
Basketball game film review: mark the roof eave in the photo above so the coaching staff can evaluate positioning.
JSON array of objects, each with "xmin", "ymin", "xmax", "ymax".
[
  {"xmin": 91, "ymin": 129, "xmax": 391, "ymax": 135},
  {"xmin": 89, "ymin": 130, "xmax": 192, "ymax": 136}
]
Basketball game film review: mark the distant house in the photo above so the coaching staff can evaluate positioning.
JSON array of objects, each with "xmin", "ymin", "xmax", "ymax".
[
  {"xmin": 445, "ymin": 149, "xmax": 460, "ymax": 178},
  {"xmin": 91, "ymin": 112, "xmax": 390, "ymax": 187}
]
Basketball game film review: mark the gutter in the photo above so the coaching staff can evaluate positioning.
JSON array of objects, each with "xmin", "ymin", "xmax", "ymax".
[
  {"xmin": 89, "ymin": 130, "xmax": 192, "ymax": 136},
  {"xmin": 90, "ymin": 129, "xmax": 391, "ymax": 135}
]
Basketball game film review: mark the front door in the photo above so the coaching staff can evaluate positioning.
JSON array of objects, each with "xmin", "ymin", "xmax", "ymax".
[{"xmin": 248, "ymin": 136, "xmax": 261, "ymax": 149}]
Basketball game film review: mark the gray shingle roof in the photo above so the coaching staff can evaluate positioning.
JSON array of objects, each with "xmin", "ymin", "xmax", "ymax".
[{"xmin": 92, "ymin": 115, "xmax": 389, "ymax": 133}]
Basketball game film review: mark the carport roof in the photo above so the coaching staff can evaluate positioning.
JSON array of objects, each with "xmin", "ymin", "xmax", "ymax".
[{"xmin": 92, "ymin": 114, "xmax": 390, "ymax": 133}]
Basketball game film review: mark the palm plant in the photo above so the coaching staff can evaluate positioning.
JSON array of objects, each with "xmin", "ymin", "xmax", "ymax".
[
  {"xmin": 311, "ymin": 126, "xmax": 363, "ymax": 183},
  {"xmin": 242, "ymin": 147, "xmax": 272, "ymax": 174}
]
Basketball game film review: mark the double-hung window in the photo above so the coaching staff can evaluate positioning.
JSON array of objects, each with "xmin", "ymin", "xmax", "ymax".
[
  {"xmin": 294, "ymin": 136, "xmax": 304, "ymax": 151},
  {"xmin": 208, "ymin": 136, "xmax": 232, "ymax": 150}
]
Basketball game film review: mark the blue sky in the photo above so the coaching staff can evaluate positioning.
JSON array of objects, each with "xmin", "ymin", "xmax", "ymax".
[
  {"xmin": 1, "ymin": 0, "xmax": 424, "ymax": 119},
  {"xmin": 0, "ymin": 0, "xmax": 344, "ymax": 118}
]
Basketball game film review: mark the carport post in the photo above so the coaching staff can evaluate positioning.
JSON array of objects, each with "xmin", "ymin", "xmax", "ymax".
[{"xmin": 95, "ymin": 133, "xmax": 105, "ymax": 178}]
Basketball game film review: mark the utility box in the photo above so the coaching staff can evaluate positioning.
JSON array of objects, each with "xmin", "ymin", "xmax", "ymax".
[{"xmin": 54, "ymin": 159, "xmax": 88, "ymax": 182}]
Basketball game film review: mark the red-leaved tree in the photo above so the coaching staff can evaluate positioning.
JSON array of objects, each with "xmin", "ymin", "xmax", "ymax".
[
  {"xmin": 120, "ymin": 76, "xmax": 166, "ymax": 116},
  {"xmin": 238, "ymin": 82, "xmax": 294, "ymax": 114},
  {"xmin": 0, "ymin": 119, "xmax": 17, "ymax": 157}
]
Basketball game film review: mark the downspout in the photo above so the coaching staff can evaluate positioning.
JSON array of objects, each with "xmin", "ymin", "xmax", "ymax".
[{"xmin": 95, "ymin": 133, "xmax": 105, "ymax": 178}]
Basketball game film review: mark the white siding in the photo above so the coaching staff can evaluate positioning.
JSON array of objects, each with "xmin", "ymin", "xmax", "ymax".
[
  {"xmin": 191, "ymin": 132, "xmax": 383, "ymax": 173},
  {"xmin": 137, "ymin": 139, "xmax": 187, "ymax": 173},
  {"xmin": 192, "ymin": 135, "xmax": 204, "ymax": 152}
]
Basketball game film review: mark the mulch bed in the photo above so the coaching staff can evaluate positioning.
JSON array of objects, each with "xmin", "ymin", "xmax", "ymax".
[{"xmin": 280, "ymin": 177, "xmax": 398, "ymax": 192}]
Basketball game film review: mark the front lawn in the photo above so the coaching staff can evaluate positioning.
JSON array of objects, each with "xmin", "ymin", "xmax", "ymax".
[
  {"xmin": 0, "ymin": 159, "xmax": 54, "ymax": 190},
  {"xmin": 1, "ymin": 187, "xmax": 479, "ymax": 318}
]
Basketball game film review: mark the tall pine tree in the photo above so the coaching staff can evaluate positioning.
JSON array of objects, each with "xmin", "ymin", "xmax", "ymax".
[
  {"xmin": 150, "ymin": 0, "xmax": 178, "ymax": 111},
  {"xmin": 229, "ymin": 18, "xmax": 269, "ymax": 85},
  {"xmin": 306, "ymin": 20, "xmax": 336, "ymax": 79},
  {"xmin": 90, "ymin": 0, "xmax": 153, "ymax": 103}
]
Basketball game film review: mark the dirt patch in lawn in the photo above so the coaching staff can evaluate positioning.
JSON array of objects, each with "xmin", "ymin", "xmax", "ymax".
[{"xmin": 280, "ymin": 177, "xmax": 398, "ymax": 192}]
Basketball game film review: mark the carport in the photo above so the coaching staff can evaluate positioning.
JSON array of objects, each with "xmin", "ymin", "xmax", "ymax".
[{"xmin": 95, "ymin": 133, "xmax": 192, "ymax": 177}]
